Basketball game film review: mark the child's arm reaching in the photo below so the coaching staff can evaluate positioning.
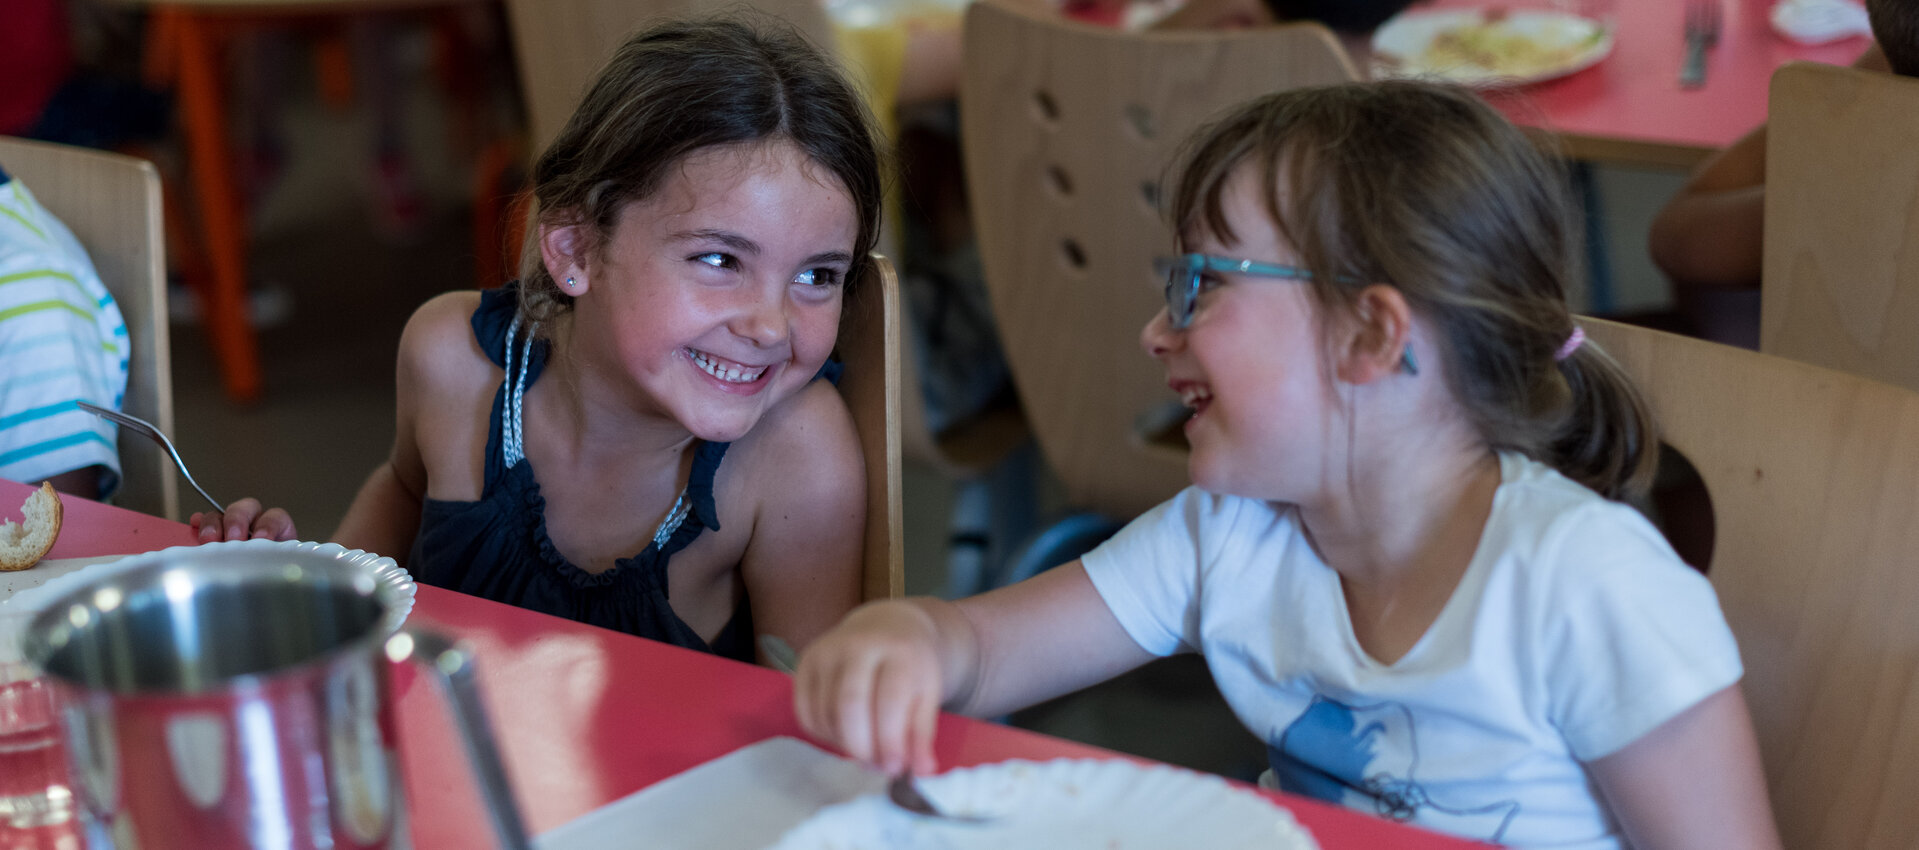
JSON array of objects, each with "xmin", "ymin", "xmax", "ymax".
[
  {"xmin": 794, "ymin": 561, "xmax": 1157, "ymax": 776},
  {"xmin": 1587, "ymin": 684, "xmax": 1782, "ymax": 850}
]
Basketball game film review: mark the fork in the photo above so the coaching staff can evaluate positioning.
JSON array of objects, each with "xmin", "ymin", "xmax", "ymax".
[
  {"xmin": 76, "ymin": 401, "xmax": 226, "ymax": 513},
  {"xmin": 1680, "ymin": 0, "xmax": 1722, "ymax": 89},
  {"xmin": 886, "ymin": 773, "xmax": 992, "ymax": 824}
]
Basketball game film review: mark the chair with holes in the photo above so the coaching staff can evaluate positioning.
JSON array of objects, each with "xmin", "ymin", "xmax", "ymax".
[
  {"xmin": 1585, "ymin": 316, "xmax": 1919, "ymax": 849},
  {"xmin": 958, "ymin": 0, "xmax": 1357, "ymax": 581},
  {"xmin": 839, "ymin": 254, "xmax": 907, "ymax": 600},
  {"xmin": 0, "ymin": 137, "xmax": 180, "ymax": 521},
  {"xmin": 1759, "ymin": 61, "xmax": 1919, "ymax": 391}
]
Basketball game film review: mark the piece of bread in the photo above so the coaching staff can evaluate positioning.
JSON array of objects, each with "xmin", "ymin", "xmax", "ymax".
[{"xmin": 0, "ymin": 482, "xmax": 62, "ymax": 571}]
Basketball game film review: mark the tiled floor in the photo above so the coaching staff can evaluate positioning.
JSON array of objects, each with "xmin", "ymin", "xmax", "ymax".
[{"xmin": 155, "ymin": 55, "xmax": 1687, "ymax": 785}]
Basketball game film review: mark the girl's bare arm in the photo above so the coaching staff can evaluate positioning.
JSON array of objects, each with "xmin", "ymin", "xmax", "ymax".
[
  {"xmin": 738, "ymin": 379, "xmax": 866, "ymax": 653},
  {"xmin": 332, "ymin": 292, "xmax": 483, "ymax": 560},
  {"xmin": 1588, "ymin": 684, "xmax": 1782, "ymax": 850}
]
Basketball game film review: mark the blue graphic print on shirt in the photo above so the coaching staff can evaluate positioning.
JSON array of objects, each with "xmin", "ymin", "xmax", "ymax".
[{"xmin": 1270, "ymin": 695, "xmax": 1520, "ymax": 843}]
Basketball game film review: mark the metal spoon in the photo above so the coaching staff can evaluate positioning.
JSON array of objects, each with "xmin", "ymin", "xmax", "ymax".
[
  {"xmin": 757, "ymin": 635, "xmax": 984, "ymax": 822},
  {"xmin": 886, "ymin": 773, "xmax": 992, "ymax": 824},
  {"xmin": 76, "ymin": 401, "xmax": 225, "ymax": 513}
]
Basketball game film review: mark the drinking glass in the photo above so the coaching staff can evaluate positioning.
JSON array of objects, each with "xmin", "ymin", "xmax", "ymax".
[{"xmin": 0, "ymin": 608, "xmax": 78, "ymax": 850}]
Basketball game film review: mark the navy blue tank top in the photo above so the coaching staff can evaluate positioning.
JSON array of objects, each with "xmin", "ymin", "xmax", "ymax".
[{"xmin": 408, "ymin": 285, "xmax": 754, "ymax": 661}]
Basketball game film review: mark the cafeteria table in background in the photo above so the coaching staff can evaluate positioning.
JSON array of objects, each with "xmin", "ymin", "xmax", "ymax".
[{"xmin": 1414, "ymin": 0, "xmax": 1866, "ymax": 169}]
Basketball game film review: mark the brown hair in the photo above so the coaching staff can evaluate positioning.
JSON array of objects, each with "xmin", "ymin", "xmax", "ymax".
[
  {"xmin": 1169, "ymin": 81, "xmax": 1657, "ymax": 501},
  {"xmin": 1868, "ymin": 0, "xmax": 1919, "ymax": 76},
  {"xmin": 516, "ymin": 14, "xmax": 884, "ymax": 328}
]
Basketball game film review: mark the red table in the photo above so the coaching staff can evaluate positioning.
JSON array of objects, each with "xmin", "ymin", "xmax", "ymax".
[
  {"xmin": 13, "ymin": 478, "xmax": 1481, "ymax": 849},
  {"xmin": 1431, "ymin": 0, "xmax": 1871, "ymax": 168}
]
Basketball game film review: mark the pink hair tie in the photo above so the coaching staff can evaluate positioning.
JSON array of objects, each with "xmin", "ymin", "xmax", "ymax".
[{"xmin": 1554, "ymin": 325, "xmax": 1586, "ymax": 362}]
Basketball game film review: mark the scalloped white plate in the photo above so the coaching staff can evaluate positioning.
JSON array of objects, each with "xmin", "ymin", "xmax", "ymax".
[
  {"xmin": 2, "ymin": 539, "xmax": 415, "ymax": 636},
  {"xmin": 1373, "ymin": 9, "xmax": 1613, "ymax": 87},
  {"xmin": 768, "ymin": 758, "xmax": 1318, "ymax": 850}
]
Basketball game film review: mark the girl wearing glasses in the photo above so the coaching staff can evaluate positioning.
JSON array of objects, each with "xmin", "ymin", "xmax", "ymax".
[{"xmin": 795, "ymin": 81, "xmax": 1779, "ymax": 848}]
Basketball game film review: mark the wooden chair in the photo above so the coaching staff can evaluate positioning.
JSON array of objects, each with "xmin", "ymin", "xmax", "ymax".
[
  {"xmin": 959, "ymin": 0, "xmax": 1356, "ymax": 521},
  {"xmin": 1761, "ymin": 61, "xmax": 1919, "ymax": 391},
  {"xmin": 839, "ymin": 254, "xmax": 906, "ymax": 600},
  {"xmin": 1586, "ymin": 317, "xmax": 1919, "ymax": 849},
  {"xmin": 0, "ymin": 137, "xmax": 179, "ymax": 522}
]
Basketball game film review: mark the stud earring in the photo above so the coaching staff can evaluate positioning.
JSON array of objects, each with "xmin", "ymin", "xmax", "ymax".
[
  {"xmin": 565, "ymin": 277, "xmax": 576, "ymax": 290},
  {"xmin": 1400, "ymin": 344, "xmax": 1419, "ymax": 376}
]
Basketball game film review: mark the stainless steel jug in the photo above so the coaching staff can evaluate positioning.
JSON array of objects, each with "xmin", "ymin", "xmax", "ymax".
[{"xmin": 20, "ymin": 547, "xmax": 530, "ymax": 850}]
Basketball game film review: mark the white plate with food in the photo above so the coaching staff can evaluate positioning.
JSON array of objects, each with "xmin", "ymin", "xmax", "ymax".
[
  {"xmin": 1, "ymin": 538, "xmax": 415, "ymax": 635},
  {"xmin": 1372, "ymin": 8, "xmax": 1614, "ymax": 87},
  {"xmin": 767, "ymin": 758, "xmax": 1318, "ymax": 849}
]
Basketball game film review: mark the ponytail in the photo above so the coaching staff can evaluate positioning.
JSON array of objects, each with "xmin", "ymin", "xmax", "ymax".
[{"xmin": 1549, "ymin": 339, "xmax": 1658, "ymax": 502}]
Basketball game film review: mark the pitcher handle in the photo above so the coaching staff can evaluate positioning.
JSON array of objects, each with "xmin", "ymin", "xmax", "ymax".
[{"xmin": 385, "ymin": 629, "xmax": 532, "ymax": 850}]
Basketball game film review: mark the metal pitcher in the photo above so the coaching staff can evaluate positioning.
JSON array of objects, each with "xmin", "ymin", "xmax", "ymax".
[{"xmin": 19, "ymin": 547, "xmax": 531, "ymax": 850}]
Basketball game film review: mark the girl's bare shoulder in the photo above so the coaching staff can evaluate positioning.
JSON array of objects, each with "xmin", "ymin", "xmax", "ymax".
[
  {"xmin": 725, "ymin": 378, "xmax": 863, "ymax": 498},
  {"xmin": 396, "ymin": 291, "xmax": 496, "ymax": 396}
]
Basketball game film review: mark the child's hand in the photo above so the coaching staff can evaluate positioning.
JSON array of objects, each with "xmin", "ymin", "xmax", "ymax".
[
  {"xmin": 793, "ymin": 601, "xmax": 948, "ymax": 778},
  {"xmin": 190, "ymin": 498, "xmax": 298, "ymax": 543}
]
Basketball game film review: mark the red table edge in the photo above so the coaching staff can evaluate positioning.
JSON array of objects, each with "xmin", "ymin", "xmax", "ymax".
[{"xmin": 6, "ymin": 478, "xmax": 1487, "ymax": 849}]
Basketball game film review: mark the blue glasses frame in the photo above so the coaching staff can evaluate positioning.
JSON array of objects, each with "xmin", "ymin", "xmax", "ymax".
[
  {"xmin": 1153, "ymin": 252, "xmax": 1418, "ymax": 375},
  {"xmin": 1156, "ymin": 253, "xmax": 1313, "ymax": 330}
]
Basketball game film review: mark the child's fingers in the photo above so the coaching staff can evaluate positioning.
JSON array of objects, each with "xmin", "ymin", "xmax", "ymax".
[
  {"xmin": 797, "ymin": 649, "xmax": 849, "ymax": 752},
  {"xmin": 196, "ymin": 511, "xmax": 224, "ymax": 542},
  {"xmin": 831, "ymin": 654, "xmax": 882, "ymax": 767},
  {"xmin": 254, "ymin": 508, "xmax": 297, "ymax": 541},
  {"xmin": 909, "ymin": 682, "xmax": 940, "ymax": 777},
  {"xmin": 871, "ymin": 658, "xmax": 922, "ymax": 775},
  {"xmin": 793, "ymin": 653, "xmax": 831, "ymax": 744},
  {"xmin": 223, "ymin": 498, "xmax": 264, "ymax": 541}
]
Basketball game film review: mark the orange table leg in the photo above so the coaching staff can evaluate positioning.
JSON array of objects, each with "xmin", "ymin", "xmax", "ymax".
[
  {"xmin": 314, "ymin": 29, "xmax": 356, "ymax": 111},
  {"xmin": 166, "ymin": 9, "xmax": 262, "ymax": 402},
  {"xmin": 143, "ymin": 10, "xmax": 180, "ymax": 89}
]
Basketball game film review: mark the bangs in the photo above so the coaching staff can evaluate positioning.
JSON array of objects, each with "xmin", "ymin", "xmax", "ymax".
[{"xmin": 1168, "ymin": 96, "xmax": 1366, "ymax": 297}]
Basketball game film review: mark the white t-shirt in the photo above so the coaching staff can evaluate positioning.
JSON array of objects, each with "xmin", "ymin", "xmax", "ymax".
[{"xmin": 1080, "ymin": 453, "xmax": 1742, "ymax": 849}]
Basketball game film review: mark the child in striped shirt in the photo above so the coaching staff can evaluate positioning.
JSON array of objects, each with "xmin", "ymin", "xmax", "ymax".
[{"xmin": 0, "ymin": 163, "xmax": 127, "ymax": 499}]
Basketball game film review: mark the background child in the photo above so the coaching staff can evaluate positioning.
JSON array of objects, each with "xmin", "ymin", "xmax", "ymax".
[
  {"xmin": 795, "ymin": 81, "xmax": 1780, "ymax": 848},
  {"xmin": 1648, "ymin": 0, "xmax": 1912, "ymax": 348},
  {"xmin": 197, "ymin": 16, "xmax": 885, "ymax": 664},
  {"xmin": 0, "ymin": 163, "xmax": 128, "ymax": 500}
]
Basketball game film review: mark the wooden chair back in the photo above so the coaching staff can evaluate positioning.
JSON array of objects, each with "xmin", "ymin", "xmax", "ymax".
[
  {"xmin": 1761, "ymin": 61, "xmax": 1919, "ymax": 390},
  {"xmin": 501, "ymin": 0, "xmax": 836, "ymax": 155},
  {"xmin": 1586, "ymin": 317, "xmax": 1919, "ymax": 849},
  {"xmin": 0, "ymin": 137, "xmax": 178, "ymax": 522},
  {"xmin": 839, "ymin": 254, "xmax": 905, "ymax": 600},
  {"xmin": 959, "ymin": 0, "xmax": 1356, "ymax": 519}
]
